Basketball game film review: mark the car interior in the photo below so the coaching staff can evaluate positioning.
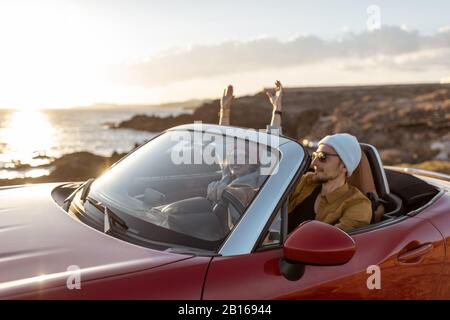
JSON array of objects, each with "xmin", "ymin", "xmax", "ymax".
[
  {"xmin": 126, "ymin": 139, "xmax": 441, "ymax": 247},
  {"xmin": 121, "ymin": 138, "xmax": 273, "ymax": 245}
]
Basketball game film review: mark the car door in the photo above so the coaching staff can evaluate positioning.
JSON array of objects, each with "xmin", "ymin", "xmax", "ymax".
[
  {"xmin": 406, "ymin": 191, "xmax": 450, "ymax": 299},
  {"xmin": 202, "ymin": 209, "xmax": 445, "ymax": 300}
]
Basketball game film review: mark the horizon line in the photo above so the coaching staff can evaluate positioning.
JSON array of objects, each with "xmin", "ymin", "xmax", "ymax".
[{"xmin": 0, "ymin": 80, "xmax": 448, "ymax": 111}]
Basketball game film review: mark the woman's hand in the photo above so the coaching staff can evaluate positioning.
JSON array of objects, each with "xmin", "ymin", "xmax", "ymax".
[
  {"xmin": 266, "ymin": 80, "xmax": 283, "ymax": 111},
  {"xmin": 221, "ymin": 85, "xmax": 234, "ymax": 110},
  {"xmin": 207, "ymin": 180, "xmax": 228, "ymax": 202},
  {"xmin": 267, "ymin": 80, "xmax": 284, "ymax": 129},
  {"xmin": 219, "ymin": 85, "xmax": 234, "ymax": 125}
]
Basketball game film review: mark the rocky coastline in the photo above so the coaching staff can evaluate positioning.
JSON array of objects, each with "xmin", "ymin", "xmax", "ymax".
[{"xmin": 1, "ymin": 83, "xmax": 449, "ymax": 187}]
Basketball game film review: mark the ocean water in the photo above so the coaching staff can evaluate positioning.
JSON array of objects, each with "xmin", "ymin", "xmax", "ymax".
[{"xmin": 0, "ymin": 107, "xmax": 191, "ymax": 179}]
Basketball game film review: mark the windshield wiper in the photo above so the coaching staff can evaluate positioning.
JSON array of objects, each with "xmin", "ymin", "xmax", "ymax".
[
  {"xmin": 63, "ymin": 178, "xmax": 95, "ymax": 211},
  {"xmin": 85, "ymin": 196, "xmax": 129, "ymax": 233},
  {"xmin": 80, "ymin": 178, "xmax": 95, "ymax": 203}
]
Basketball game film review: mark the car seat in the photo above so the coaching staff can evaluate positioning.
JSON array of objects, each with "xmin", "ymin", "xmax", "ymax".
[{"xmin": 348, "ymin": 144, "xmax": 390, "ymax": 223}]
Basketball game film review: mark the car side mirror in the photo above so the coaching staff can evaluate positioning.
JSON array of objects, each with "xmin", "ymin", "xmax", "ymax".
[{"xmin": 280, "ymin": 221, "xmax": 356, "ymax": 281}]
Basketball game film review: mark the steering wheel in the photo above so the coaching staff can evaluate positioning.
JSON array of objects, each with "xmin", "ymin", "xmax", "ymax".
[{"xmin": 211, "ymin": 189, "xmax": 246, "ymax": 226}]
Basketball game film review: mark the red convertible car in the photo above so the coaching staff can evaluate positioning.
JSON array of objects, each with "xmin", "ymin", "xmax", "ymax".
[{"xmin": 0, "ymin": 123, "xmax": 449, "ymax": 299}]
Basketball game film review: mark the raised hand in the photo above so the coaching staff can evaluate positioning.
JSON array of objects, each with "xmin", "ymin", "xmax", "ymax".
[
  {"xmin": 267, "ymin": 80, "xmax": 284, "ymax": 129},
  {"xmin": 219, "ymin": 84, "xmax": 234, "ymax": 125},
  {"xmin": 221, "ymin": 85, "xmax": 234, "ymax": 111},
  {"xmin": 266, "ymin": 80, "xmax": 283, "ymax": 111}
]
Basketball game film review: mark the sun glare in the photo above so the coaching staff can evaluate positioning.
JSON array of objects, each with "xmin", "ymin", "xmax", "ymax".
[{"xmin": 0, "ymin": 110, "xmax": 56, "ymax": 166}]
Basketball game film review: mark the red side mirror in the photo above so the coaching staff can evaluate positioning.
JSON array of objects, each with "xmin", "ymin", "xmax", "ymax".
[{"xmin": 283, "ymin": 220, "xmax": 356, "ymax": 266}]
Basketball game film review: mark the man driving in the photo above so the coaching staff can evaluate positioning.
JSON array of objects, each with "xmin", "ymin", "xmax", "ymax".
[
  {"xmin": 288, "ymin": 134, "xmax": 372, "ymax": 232},
  {"xmin": 265, "ymin": 81, "xmax": 372, "ymax": 232}
]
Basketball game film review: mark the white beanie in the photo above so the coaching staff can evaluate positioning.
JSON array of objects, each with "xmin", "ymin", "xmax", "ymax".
[{"xmin": 318, "ymin": 133, "xmax": 361, "ymax": 177}]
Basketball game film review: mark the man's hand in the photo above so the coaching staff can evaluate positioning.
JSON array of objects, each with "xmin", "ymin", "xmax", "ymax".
[
  {"xmin": 220, "ymin": 85, "xmax": 234, "ymax": 111},
  {"xmin": 207, "ymin": 180, "xmax": 228, "ymax": 202},
  {"xmin": 266, "ymin": 80, "xmax": 283, "ymax": 111}
]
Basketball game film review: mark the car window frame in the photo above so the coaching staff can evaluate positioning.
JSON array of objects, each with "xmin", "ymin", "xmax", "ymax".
[{"xmin": 218, "ymin": 138, "xmax": 309, "ymax": 255}]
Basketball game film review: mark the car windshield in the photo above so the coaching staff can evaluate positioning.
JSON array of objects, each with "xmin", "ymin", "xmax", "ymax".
[{"xmin": 82, "ymin": 130, "xmax": 279, "ymax": 252}]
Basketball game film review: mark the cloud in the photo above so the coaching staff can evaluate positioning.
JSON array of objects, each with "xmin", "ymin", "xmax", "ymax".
[
  {"xmin": 339, "ymin": 48, "xmax": 450, "ymax": 73},
  {"xmin": 439, "ymin": 26, "xmax": 450, "ymax": 33},
  {"xmin": 110, "ymin": 26, "xmax": 450, "ymax": 87}
]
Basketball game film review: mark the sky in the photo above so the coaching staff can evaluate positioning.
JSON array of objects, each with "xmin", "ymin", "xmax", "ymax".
[{"xmin": 0, "ymin": 0, "xmax": 449, "ymax": 109}]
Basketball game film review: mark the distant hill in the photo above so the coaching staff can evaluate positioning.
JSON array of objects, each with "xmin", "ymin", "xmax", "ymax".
[
  {"xmin": 75, "ymin": 99, "xmax": 210, "ymax": 110},
  {"xmin": 111, "ymin": 83, "xmax": 450, "ymax": 166}
]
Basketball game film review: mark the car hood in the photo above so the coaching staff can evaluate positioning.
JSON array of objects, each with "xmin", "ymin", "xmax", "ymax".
[{"xmin": 0, "ymin": 183, "xmax": 193, "ymax": 298}]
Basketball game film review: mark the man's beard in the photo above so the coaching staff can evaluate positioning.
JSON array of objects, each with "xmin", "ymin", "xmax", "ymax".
[{"xmin": 312, "ymin": 170, "xmax": 340, "ymax": 184}]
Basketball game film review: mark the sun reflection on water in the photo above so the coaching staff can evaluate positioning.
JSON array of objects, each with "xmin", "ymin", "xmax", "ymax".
[{"xmin": 0, "ymin": 110, "xmax": 57, "ymax": 170}]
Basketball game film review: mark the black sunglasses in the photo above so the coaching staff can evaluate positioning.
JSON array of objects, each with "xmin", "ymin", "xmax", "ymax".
[{"xmin": 312, "ymin": 151, "xmax": 339, "ymax": 162}]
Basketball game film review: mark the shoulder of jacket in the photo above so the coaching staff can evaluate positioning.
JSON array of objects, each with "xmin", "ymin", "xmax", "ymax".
[{"xmin": 345, "ymin": 185, "xmax": 372, "ymax": 205}]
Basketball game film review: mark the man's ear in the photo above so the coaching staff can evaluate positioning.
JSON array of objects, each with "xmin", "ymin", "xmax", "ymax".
[{"xmin": 339, "ymin": 161, "xmax": 347, "ymax": 175}]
